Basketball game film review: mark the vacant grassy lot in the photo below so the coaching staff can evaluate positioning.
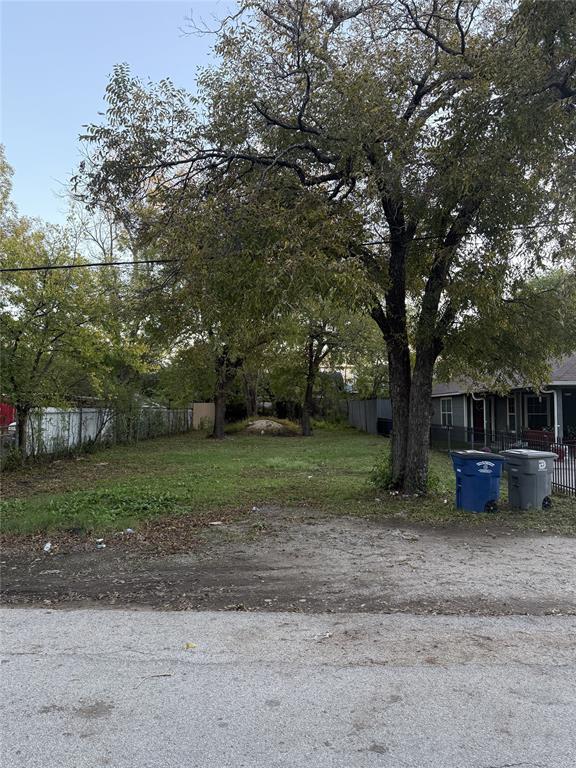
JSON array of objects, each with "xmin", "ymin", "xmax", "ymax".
[{"xmin": 1, "ymin": 427, "xmax": 575, "ymax": 536}]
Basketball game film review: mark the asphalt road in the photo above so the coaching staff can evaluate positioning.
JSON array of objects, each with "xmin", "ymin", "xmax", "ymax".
[{"xmin": 2, "ymin": 609, "xmax": 576, "ymax": 768}]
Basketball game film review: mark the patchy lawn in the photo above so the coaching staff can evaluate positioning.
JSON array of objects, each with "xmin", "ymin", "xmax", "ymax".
[{"xmin": 1, "ymin": 427, "xmax": 575, "ymax": 539}]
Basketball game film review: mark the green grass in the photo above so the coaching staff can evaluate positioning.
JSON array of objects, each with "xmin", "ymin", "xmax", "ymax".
[{"xmin": 1, "ymin": 427, "xmax": 575, "ymax": 535}]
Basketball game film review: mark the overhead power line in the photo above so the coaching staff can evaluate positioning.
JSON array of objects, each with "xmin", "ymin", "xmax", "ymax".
[{"xmin": 0, "ymin": 259, "xmax": 177, "ymax": 274}]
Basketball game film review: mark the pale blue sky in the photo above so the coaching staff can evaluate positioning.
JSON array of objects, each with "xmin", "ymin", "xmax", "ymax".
[{"xmin": 1, "ymin": 0, "xmax": 229, "ymax": 223}]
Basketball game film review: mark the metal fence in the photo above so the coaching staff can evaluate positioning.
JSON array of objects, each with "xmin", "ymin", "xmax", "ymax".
[
  {"xmin": 347, "ymin": 399, "xmax": 392, "ymax": 435},
  {"xmin": 373, "ymin": 417, "xmax": 576, "ymax": 496},
  {"xmin": 429, "ymin": 423, "xmax": 575, "ymax": 496},
  {"xmin": 2, "ymin": 405, "xmax": 193, "ymax": 459}
]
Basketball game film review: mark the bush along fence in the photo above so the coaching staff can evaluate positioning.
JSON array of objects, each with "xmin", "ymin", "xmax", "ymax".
[
  {"xmin": 1, "ymin": 405, "xmax": 193, "ymax": 461},
  {"xmin": 348, "ymin": 401, "xmax": 576, "ymax": 496}
]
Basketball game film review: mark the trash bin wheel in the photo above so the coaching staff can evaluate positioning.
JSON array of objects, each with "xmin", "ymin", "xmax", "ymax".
[
  {"xmin": 484, "ymin": 500, "xmax": 498, "ymax": 514},
  {"xmin": 542, "ymin": 496, "xmax": 552, "ymax": 510}
]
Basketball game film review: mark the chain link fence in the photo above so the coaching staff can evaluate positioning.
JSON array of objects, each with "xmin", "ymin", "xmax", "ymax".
[{"xmin": 2, "ymin": 405, "xmax": 193, "ymax": 461}]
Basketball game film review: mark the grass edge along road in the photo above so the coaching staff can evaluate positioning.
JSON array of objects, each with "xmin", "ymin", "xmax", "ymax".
[{"xmin": 1, "ymin": 427, "xmax": 575, "ymax": 537}]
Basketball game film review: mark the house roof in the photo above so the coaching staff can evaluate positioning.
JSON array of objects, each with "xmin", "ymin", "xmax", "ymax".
[
  {"xmin": 431, "ymin": 353, "xmax": 576, "ymax": 397},
  {"xmin": 550, "ymin": 354, "xmax": 576, "ymax": 383},
  {"xmin": 432, "ymin": 381, "xmax": 469, "ymax": 396}
]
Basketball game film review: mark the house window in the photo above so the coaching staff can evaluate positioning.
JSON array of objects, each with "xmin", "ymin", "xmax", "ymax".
[
  {"xmin": 526, "ymin": 395, "xmax": 550, "ymax": 430},
  {"xmin": 507, "ymin": 397, "xmax": 516, "ymax": 433},
  {"xmin": 441, "ymin": 398, "xmax": 453, "ymax": 427}
]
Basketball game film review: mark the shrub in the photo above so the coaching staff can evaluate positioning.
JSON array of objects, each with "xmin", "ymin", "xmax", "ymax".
[
  {"xmin": 369, "ymin": 451, "xmax": 394, "ymax": 490},
  {"xmin": 311, "ymin": 419, "xmax": 353, "ymax": 431},
  {"xmin": 224, "ymin": 419, "xmax": 250, "ymax": 435},
  {"xmin": 370, "ymin": 450, "xmax": 445, "ymax": 493},
  {"xmin": 1, "ymin": 447, "xmax": 24, "ymax": 471}
]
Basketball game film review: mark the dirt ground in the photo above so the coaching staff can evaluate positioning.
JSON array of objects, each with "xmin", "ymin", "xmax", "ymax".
[{"xmin": 2, "ymin": 506, "xmax": 576, "ymax": 615}]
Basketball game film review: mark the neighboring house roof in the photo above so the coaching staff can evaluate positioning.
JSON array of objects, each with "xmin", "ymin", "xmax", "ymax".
[
  {"xmin": 431, "ymin": 381, "xmax": 469, "ymax": 396},
  {"xmin": 550, "ymin": 355, "xmax": 576, "ymax": 384},
  {"xmin": 432, "ymin": 353, "xmax": 576, "ymax": 397}
]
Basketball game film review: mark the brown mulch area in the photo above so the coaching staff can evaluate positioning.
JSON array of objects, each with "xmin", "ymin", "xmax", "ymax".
[{"xmin": 0, "ymin": 509, "xmax": 246, "ymax": 558}]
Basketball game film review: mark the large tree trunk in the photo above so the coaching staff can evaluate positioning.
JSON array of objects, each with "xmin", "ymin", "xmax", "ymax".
[
  {"xmin": 375, "ymin": 343, "xmax": 437, "ymax": 494},
  {"xmin": 404, "ymin": 351, "xmax": 437, "ymax": 493},
  {"xmin": 399, "ymin": 226, "xmax": 462, "ymax": 491},
  {"xmin": 386, "ymin": 342, "xmax": 412, "ymax": 489},
  {"xmin": 371, "ymin": 251, "xmax": 412, "ymax": 490},
  {"xmin": 371, "ymin": 306, "xmax": 443, "ymax": 493},
  {"xmin": 376, "ymin": 305, "xmax": 445, "ymax": 493},
  {"xmin": 370, "ymin": 201, "xmax": 462, "ymax": 492}
]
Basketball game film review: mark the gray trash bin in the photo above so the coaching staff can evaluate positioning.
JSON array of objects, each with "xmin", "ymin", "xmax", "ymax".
[{"xmin": 500, "ymin": 449, "xmax": 557, "ymax": 510}]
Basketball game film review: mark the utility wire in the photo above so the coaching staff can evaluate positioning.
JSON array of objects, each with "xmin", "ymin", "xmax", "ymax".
[
  {"xmin": 4, "ymin": 213, "xmax": 570, "ymax": 272},
  {"xmin": 0, "ymin": 259, "xmax": 177, "ymax": 274}
]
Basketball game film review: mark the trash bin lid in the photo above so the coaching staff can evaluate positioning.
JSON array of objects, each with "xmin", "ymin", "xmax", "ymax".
[
  {"xmin": 500, "ymin": 449, "xmax": 558, "ymax": 459},
  {"xmin": 450, "ymin": 450, "xmax": 504, "ymax": 462}
]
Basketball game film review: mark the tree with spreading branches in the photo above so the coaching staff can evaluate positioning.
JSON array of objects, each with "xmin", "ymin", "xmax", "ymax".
[
  {"xmin": 135, "ymin": 179, "xmax": 363, "ymax": 437},
  {"xmin": 78, "ymin": 0, "xmax": 576, "ymax": 491}
]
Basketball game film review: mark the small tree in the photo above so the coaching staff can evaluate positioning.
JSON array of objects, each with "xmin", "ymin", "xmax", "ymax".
[
  {"xmin": 113, "ymin": 177, "xmax": 362, "ymax": 437},
  {"xmin": 1, "ymin": 156, "xmax": 150, "ymax": 454},
  {"xmin": 267, "ymin": 313, "xmax": 344, "ymax": 436},
  {"xmin": 0, "ymin": 220, "xmax": 103, "ymax": 453}
]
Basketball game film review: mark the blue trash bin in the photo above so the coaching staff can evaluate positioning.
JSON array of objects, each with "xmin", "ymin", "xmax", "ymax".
[{"xmin": 450, "ymin": 450, "xmax": 505, "ymax": 513}]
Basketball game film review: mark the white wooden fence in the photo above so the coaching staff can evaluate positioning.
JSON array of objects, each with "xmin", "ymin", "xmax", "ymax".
[{"xmin": 23, "ymin": 405, "xmax": 193, "ymax": 457}]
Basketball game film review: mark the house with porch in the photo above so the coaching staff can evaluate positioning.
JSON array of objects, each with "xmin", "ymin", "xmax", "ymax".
[{"xmin": 431, "ymin": 354, "xmax": 576, "ymax": 446}]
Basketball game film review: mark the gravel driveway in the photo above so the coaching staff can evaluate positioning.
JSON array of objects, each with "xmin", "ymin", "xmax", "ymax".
[{"xmin": 3, "ymin": 507, "xmax": 575, "ymax": 614}]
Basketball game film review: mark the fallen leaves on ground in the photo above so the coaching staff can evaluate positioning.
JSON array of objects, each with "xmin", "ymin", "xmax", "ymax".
[{"xmin": 0, "ymin": 510, "xmax": 246, "ymax": 557}]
